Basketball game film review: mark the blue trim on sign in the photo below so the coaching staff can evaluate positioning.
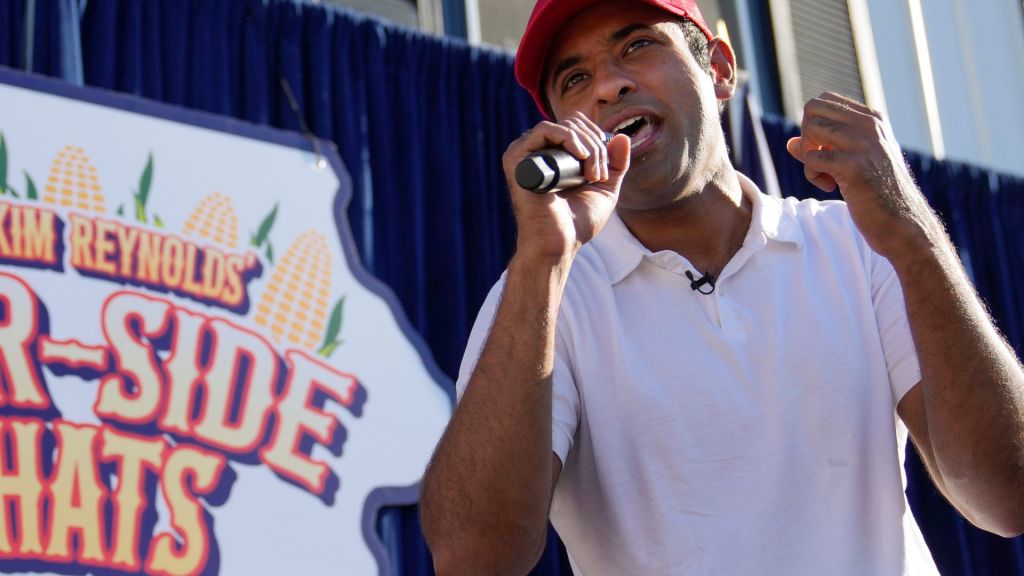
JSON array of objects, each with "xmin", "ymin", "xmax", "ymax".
[
  {"xmin": 363, "ymin": 483, "xmax": 422, "ymax": 574},
  {"xmin": 0, "ymin": 64, "xmax": 455, "ymax": 576}
]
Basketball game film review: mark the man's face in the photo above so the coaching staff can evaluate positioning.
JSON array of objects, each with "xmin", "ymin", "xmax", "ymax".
[{"xmin": 543, "ymin": 1, "xmax": 732, "ymax": 210}]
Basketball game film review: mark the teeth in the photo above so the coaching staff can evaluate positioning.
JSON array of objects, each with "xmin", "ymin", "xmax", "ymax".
[{"xmin": 612, "ymin": 116, "xmax": 646, "ymax": 134}]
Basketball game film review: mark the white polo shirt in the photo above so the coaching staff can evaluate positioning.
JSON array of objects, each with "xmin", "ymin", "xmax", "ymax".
[{"xmin": 457, "ymin": 175, "xmax": 939, "ymax": 575}]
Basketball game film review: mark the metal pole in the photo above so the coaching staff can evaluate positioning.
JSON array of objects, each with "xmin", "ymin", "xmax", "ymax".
[
  {"xmin": 906, "ymin": 0, "xmax": 946, "ymax": 159},
  {"xmin": 464, "ymin": 0, "xmax": 481, "ymax": 44}
]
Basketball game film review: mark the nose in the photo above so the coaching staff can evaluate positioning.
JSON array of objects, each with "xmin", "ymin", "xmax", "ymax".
[{"xmin": 593, "ymin": 59, "xmax": 636, "ymax": 106}]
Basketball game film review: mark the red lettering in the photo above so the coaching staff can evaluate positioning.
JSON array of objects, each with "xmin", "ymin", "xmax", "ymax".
[
  {"xmin": 69, "ymin": 214, "xmax": 95, "ymax": 271},
  {"xmin": 0, "ymin": 204, "xmax": 11, "ymax": 257},
  {"xmin": 95, "ymin": 292, "xmax": 172, "ymax": 425},
  {"xmin": 37, "ymin": 337, "xmax": 108, "ymax": 372},
  {"xmin": 145, "ymin": 445, "xmax": 226, "ymax": 576},
  {"xmin": 0, "ymin": 273, "xmax": 51, "ymax": 410},
  {"xmin": 160, "ymin": 308, "xmax": 207, "ymax": 436},
  {"xmin": 100, "ymin": 427, "xmax": 166, "ymax": 571},
  {"xmin": 137, "ymin": 230, "xmax": 162, "ymax": 284},
  {"xmin": 7, "ymin": 202, "xmax": 22, "ymax": 258},
  {"xmin": 0, "ymin": 418, "xmax": 46, "ymax": 557},
  {"xmin": 261, "ymin": 351, "xmax": 358, "ymax": 494},
  {"xmin": 45, "ymin": 421, "xmax": 108, "ymax": 565},
  {"xmin": 161, "ymin": 238, "xmax": 184, "ymax": 287},
  {"xmin": 181, "ymin": 243, "xmax": 204, "ymax": 297},
  {"xmin": 93, "ymin": 219, "xmax": 118, "ymax": 275},
  {"xmin": 20, "ymin": 205, "xmax": 58, "ymax": 265},
  {"xmin": 221, "ymin": 255, "xmax": 248, "ymax": 309},
  {"xmin": 200, "ymin": 249, "xmax": 226, "ymax": 300},
  {"xmin": 115, "ymin": 224, "xmax": 141, "ymax": 277},
  {"xmin": 191, "ymin": 318, "xmax": 278, "ymax": 454}
]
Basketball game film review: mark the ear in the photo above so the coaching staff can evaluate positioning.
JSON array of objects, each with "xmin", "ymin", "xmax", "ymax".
[{"xmin": 708, "ymin": 38, "xmax": 737, "ymax": 101}]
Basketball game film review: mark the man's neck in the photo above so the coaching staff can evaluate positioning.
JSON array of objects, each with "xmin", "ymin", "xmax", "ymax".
[{"xmin": 617, "ymin": 166, "xmax": 752, "ymax": 278}]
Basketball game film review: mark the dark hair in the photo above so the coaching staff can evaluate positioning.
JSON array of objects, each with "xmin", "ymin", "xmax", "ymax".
[
  {"xmin": 541, "ymin": 18, "xmax": 713, "ymax": 118},
  {"xmin": 678, "ymin": 18, "xmax": 712, "ymax": 76}
]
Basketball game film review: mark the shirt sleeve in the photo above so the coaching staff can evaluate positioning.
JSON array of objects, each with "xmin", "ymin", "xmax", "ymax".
[
  {"xmin": 455, "ymin": 274, "xmax": 507, "ymax": 401},
  {"xmin": 870, "ymin": 252, "xmax": 922, "ymax": 406},
  {"xmin": 456, "ymin": 273, "xmax": 581, "ymax": 466},
  {"xmin": 551, "ymin": 341, "xmax": 580, "ymax": 466}
]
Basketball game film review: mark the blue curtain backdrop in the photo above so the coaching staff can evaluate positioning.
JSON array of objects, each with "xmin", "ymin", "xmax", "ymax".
[{"xmin": 4, "ymin": 0, "xmax": 1024, "ymax": 574}]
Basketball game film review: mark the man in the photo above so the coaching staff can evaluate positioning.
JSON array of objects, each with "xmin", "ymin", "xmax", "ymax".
[{"xmin": 419, "ymin": 0, "xmax": 1024, "ymax": 574}]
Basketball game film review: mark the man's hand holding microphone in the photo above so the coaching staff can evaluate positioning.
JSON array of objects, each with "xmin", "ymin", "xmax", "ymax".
[{"xmin": 502, "ymin": 111, "xmax": 632, "ymax": 264}]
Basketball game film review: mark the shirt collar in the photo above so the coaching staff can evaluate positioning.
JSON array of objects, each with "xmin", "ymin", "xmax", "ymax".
[
  {"xmin": 591, "ymin": 211, "xmax": 646, "ymax": 285},
  {"xmin": 591, "ymin": 172, "xmax": 805, "ymax": 285},
  {"xmin": 742, "ymin": 173, "xmax": 804, "ymax": 249}
]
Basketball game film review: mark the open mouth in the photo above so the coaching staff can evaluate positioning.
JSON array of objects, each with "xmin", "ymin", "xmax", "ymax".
[
  {"xmin": 612, "ymin": 116, "xmax": 649, "ymax": 138},
  {"xmin": 611, "ymin": 115, "xmax": 659, "ymax": 149}
]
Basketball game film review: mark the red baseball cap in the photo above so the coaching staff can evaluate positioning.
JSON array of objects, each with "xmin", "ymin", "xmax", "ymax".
[{"xmin": 515, "ymin": 0, "xmax": 714, "ymax": 118}]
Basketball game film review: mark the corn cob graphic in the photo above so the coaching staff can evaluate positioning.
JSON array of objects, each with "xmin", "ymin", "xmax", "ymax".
[
  {"xmin": 43, "ymin": 145, "xmax": 105, "ymax": 212},
  {"xmin": 254, "ymin": 230, "xmax": 332, "ymax": 351},
  {"xmin": 182, "ymin": 192, "xmax": 240, "ymax": 249}
]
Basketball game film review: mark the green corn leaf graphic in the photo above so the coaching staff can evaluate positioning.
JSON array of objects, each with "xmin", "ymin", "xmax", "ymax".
[
  {"xmin": 138, "ymin": 152, "xmax": 154, "ymax": 210},
  {"xmin": 319, "ymin": 296, "xmax": 346, "ymax": 353},
  {"xmin": 265, "ymin": 241, "xmax": 274, "ymax": 263},
  {"xmin": 24, "ymin": 172, "xmax": 37, "ymax": 200},
  {"xmin": 153, "ymin": 214, "xmax": 165, "ymax": 229},
  {"xmin": 0, "ymin": 133, "xmax": 8, "ymax": 195},
  {"xmin": 252, "ymin": 203, "xmax": 279, "ymax": 247},
  {"xmin": 318, "ymin": 340, "xmax": 343, "ymax": 358},
  {"xmin": 134, "ymin": 196, "xmax": 148, "ymax": 224}
]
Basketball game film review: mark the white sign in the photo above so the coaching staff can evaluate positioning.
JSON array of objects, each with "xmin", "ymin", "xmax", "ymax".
[{"xmin": 0, "ymin": 68, "xmax": 451, "ymax": 575}]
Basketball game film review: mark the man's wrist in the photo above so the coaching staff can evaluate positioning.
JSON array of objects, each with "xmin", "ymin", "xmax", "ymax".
[
  {"xmin": 512, "ymin": 239, "xmax": 579, "ymax": 270},
  {"xmin": 883, "ymin": 221, "xmax": 950, "ymax": 272},
  {"xmin": 507, "ymin": 249, "xmax": 576, "ymax": 292}
]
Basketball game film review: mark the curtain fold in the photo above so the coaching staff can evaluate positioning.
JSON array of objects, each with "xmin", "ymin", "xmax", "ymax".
[
  {"xmin": 2, "ymin": 0, "xmax": 72, "ymax": 77},
  {"xmin": 7, "ymin": 0, "xmax": 1024, "ymax": 574},
  {"xmin": 0, "ymin": 0, "xmax": 27, "ymax": 69}
]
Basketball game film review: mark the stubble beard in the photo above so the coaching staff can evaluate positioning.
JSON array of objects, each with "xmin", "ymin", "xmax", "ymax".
[{"xmin": 616, "ymin": 142, "xmax": 699, "ymax": 213}]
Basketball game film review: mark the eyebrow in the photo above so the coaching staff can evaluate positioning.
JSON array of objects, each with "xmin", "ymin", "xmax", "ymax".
[
  {"xmin": 547, "ymin": 22, "xmax": 653, "ymax": 91},
  {"xmin": 609, "ymin": 22, "xmax": 650, "ymax": 43},
  {"xmin": 548, "ymin": 56, "xmax": 582, "ymax": 91}
]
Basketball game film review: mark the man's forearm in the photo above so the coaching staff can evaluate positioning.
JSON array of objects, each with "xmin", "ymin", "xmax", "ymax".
[
  {"xmin": 893, "ymin": 229, "xmax": 1024, "ymax": 535},
  {"xmin": 421, "ymin": 253, "xmax": 572, "ymax": 574}
]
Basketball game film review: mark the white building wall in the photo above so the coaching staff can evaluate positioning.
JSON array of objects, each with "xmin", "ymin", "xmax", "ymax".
[
  {"xmin": 922, "ymin": 0, "xmax": 1024, "ymax": 176},
  {"xmin": 922, "ymin": 0, "xmax": 982, "ymax": 165},
  {"xmin": 867, "ymin": 0, "xmax": 1024, "ymax": 175},
  {"xmin": 863, "ymin": 0, "xmax": 935, "ymax": 157}
]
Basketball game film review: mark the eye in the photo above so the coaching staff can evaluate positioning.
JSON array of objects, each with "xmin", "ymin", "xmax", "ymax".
[
  {"xmin": 562, "ymin": 71, "xmax": 588, "ymax": 92},
  {"xmin": 624, "ymin": 38, "xmax": 652, "ymax": 55}
]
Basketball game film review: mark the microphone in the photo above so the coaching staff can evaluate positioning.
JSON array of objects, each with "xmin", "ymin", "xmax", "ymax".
[
  {"xmin": 514, "ymin": 132, "xmax": 615, "ymax": 194},
  {"xmin": 685, "ymin": 270, "xmax": 715, "ymax": 294},
  {"xmin": 515, "ymin": 149, "xmax": 588, "ymax": 194}
]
